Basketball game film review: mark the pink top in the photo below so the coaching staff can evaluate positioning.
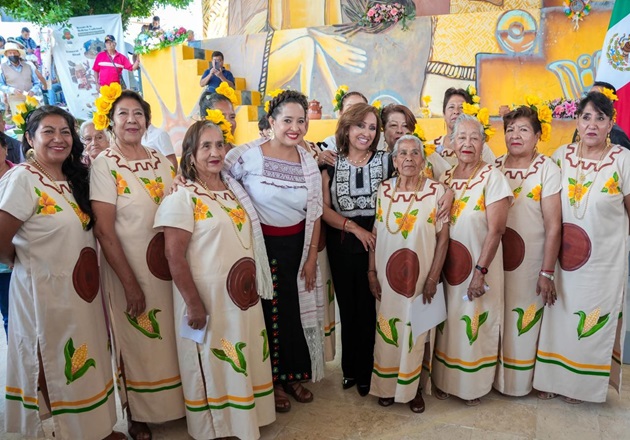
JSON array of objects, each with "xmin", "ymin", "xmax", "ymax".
[{"xmin": 92, "ymin": 51, "xmax": 133, "ymax": 86}]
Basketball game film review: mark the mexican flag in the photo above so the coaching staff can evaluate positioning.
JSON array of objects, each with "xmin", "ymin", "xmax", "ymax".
[{"xmin": 596, "ymin": 1, "xmax": 630, "ymax": 135}]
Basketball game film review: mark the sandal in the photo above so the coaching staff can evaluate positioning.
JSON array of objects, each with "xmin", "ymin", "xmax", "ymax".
[
  {"xmin": 378, "ymin": 397, "xmax": 395, "ymax": 407},
  {"xmin": 283, "ymin": 382, "xmax": 314, "ymax": 403},
  {"xmin": 274, "ymin": 385, "xmax": 291, "ymax": 412},
  {"xmin": 410, "ymin": 391, "xmax": 425, "ymax": 413},
  {"xmin": 562, "ymin": 396, "xmax": 583, "ymax": 405},
  {"xmin": 537, "ymin": 391, "xmax": 558, "ymax": 400},
  {"xmin": 466, "ymin": 398, "xmax": 481, "ymax": 407},
  {"xmin": 128, "ymin": 421, "xmax": 152, "ymax": 440},
  {"xmin": 434, "ymin": 388, "xmax": 450, "ymax": 400}
]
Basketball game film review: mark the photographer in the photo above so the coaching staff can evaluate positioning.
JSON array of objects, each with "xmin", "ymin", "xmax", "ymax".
[{"xmin": 199, "ymin": 51, "xmax": 234, "ymax": 94}]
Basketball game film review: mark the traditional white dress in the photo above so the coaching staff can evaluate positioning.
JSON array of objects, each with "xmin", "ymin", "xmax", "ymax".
[
  {"xmin": 534, "ymin": 144, "xmax": 630, "ymax": 402},
  {"xmin": 433, "ymin": 164, "xmax": 512, "ymax": 400},
  {"xmin": 493, "ymin": 154, "xmax": 561, "ymax": 396},
  {"xmin": 370, "ymin": 178, "xmax": 445, "ymax": 402},
  {"xmin": 2, "ymin": 164, "xmax": 117, "ymax": 439},
  {"xmin": 90, "ymin": 148, "xmax": 185, "ymax": 422},
  {"xmin": 154, "ymin": 180, "xmax": 275, "ymax": 440}
]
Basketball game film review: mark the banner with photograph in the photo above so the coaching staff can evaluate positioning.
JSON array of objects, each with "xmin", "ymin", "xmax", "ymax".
[{"xmin": 52, "ymin": 14, "xmax": 127, "ymax": 119}]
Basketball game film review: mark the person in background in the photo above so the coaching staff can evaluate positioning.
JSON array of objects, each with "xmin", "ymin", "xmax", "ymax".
[
  {"xmin": 0, "ymin": 117, "xmax": 22, "ymax": 164},
  {"xmin": 199, "ymin": 90, "xmax": 237, "ymax": 150},
  {"xmin": 142, "ymin": 123, "xmax": 178, "ymax": 172},
  {"xmin": 0, "ymin": 36, "xmax": 6, "ymax": 51},
  {"xmin": 15, "ymin": 27, "xmax": 37, "ymax": 55},
  {"xmin": 149, "ymin": 16, "xmax": 161, "ymax": 31},
  {"xmin": 258, "ymin": 115, "xmax": 272, "ymax": 138},
  {"xmin": 92, "ymin": 35, "xmax": 140, "ymax": 88},
  {"xmin": 79, "ymin": 120, "xmax": 110, "ymax": 165},
  {"xmin": 47, "ymin": 61, "xmax": 64, "ymax": 106},
  {"xmin": 0, "ymin": 134, "xmax": 14, "ymax": 341},
  {"xmin": 0, "ymin": 43, "xmax": 41, "ymax": 113},
  {"xmin": 200, "ymin": 51, "xmax": 235, "ymax": 94}
]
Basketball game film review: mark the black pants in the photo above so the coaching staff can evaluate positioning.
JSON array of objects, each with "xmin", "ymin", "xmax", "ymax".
[
  {"xmin": 262, "ymin": 231, "xmax": 312, "ymax": 384},
  {"xmin": 327, "ymin": 247, "xmax": 376, "ymax": 386}
]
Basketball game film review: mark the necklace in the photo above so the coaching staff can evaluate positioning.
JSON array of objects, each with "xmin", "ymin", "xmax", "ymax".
[
  {"xmin": 31, "ymin": 159, "xmax": 89, "ymax": 230},
  {"xmin": 500, "ymin": 150, "xmax": 539, "ymax": 206},
  {"xmin": 196, "ymin": 177, "xmax": 253, "ymax": 250},
  {"xmin": 446, "ymin": 160, "xmax": 484, "ymax": 224},
  {"xmin": 346, "ymin": 151, "xmax": 371, "ymax": 173},
  {"xmin": 571, "ymin": 141, "xmax": 610, "ymax": 219},
  {"xmin": 115, "ymin": 145, "xmax": 163, "ymax": 205},
  {"xmin": 385, "ymin": 175, "xmax": 424, "ymax": 235}
]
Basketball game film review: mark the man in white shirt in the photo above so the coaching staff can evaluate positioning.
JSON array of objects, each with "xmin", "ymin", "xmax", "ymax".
[{"xmin": 142, "ymin": 124, "xmax": 178, "ymax": 172}]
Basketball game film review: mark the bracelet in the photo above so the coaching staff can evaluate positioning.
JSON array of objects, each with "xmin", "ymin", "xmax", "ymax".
[
  {"xmin": 427, "ymin": 276, "xmax": 438, "ymax": 284},
  {"xmin": 342, "ymin": 218, "xmax": 348, "ymax": 232},
  {"xmin": 540, "ymin": 269, "xmax": 555, "ymax": 274},
  {"xmin": 367, "ymin": 269, "xmax": 377, "ymax": 274},
  {"xmin": 539, "ymin": 271, "xmax": 555, "ymax": 281}
]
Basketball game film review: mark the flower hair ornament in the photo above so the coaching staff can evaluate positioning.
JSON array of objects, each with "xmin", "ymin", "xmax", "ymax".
[
  {"xmin": 523, "ymin": 95, "xmax": 552, "ymax": 143},
  {"xmin": 263, "ymin": 88, "xmax": 285, "ymax": 113},
  {"xmin": 93, "ymin": 82, "xmax": 123, "ymax": 130},
  {"xmin": 215, "ymin": 82, "xmax": 238, "ymax": 106},
  {"xmin": 332, "ymin": 85, "xmax": 349, "ymax": 112},
  {"xmin": 599, "ymin": 87, "xmax": 619, "ymax": 122},
  {"xmin": 462, "ymin": 104, "xmax": 495, "ymax": 142},
  {"xmin": 412, "ymin": 124, "xmax": 437, "ymax": 157},
  {"xmin": 205, "ymin": 108, "xmax": 235, "ymax": 144},
  {"xmin": 11, "ymin": 95, "xmax": 40, "ymax": 134}
]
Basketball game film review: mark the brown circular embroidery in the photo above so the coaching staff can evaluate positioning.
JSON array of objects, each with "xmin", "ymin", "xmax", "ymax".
[
  {"xmin": 559, "ymin": 223, "xmax": 591, "ymax": 271},
  {"xmin": 502, "ymin": 227, "xmax": 525, "ymax": 271},
  {"xmin": 443, "ymin": 239, "xmax": 473, "ymax": 286},
  {"xmin": 73, "ymin": 247, "xmax": 100, "ymax": 303},
  {"xmin": 226, "ymin": 257, "xmax": 259, "ymax": 310},
  {"xmin": 146, "ymin": 232, "xmax": 172, "ymax": 281},
  {"xmin": 385, "ymin": 248, "xmax": 420, "ymax": 298},
  {"xmin": 318, "ymin": 226, "xmax": 327, "ymax": 252}
]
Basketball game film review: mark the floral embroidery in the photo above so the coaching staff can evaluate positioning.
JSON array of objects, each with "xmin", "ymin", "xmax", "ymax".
[
  {"xmin": 69, "ymin": 201, "xmax": 90, "ymax": 230},
  {"xmin": 111, "ymin": 170, "xmax": 130, "ymax": 195},
  {"xmin": 473, "ymin": 192, "xmax": 485, "ymax": 211},
  {"xmin": 513, "ymin": 186, "xmax": 523, "ymax": 199},
  {"xmin": 450, "ymin": 197, "xmax": 469, "ymax": 224},
  {"xmin": 427, "ymin": 208, "xmax": 436, "ymax": 224},
  {"xmin": 170, "ymin": 165, "xmax": 176, "ymax": 179},
  {"xmin": 394, "ymin": 209, "xmax": 418, "ymax": 239},
  {"xmin": 192, "ymin": 197, "xmax": 212, "ymax": 221},
  {"xmin": 602, "ymin": 172, "xmax": 621, "ymax": 195},
  {"xmin": 35, "ymin": 187, "xmax": 62, "ymax": 215},
  {"xmin": 424, "ymin": 162, "xmax": 434, "ymax": 179},
  {"xmin": 375, "ymin": 198, "xmax": 383, "ymax": 222},
  {"xmin": 568, "ymin": 178, "xmax": 591, "ymax": 206},
  {"xmin": 527, "ymin": 184, "xmax": 542, "ymax": 201},
  {"xmin": 424, "ymin": 143, "xmax": 437, "ymax": 157},
  {"xmin": 222, "ymin": 204, "xmax": 247, "ymax": 231},
  {"xmin": 574, "ymin": 307, "xmax": 610, "ymax": 340},
  {"xmin": 140, "ymin": 177, "xmax": 164, "ymax": 203}
]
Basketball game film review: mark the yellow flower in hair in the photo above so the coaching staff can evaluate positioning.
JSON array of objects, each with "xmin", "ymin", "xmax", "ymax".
[
  {"xmin": 467, "ymin": 85, "xmax": 477, "ymax": 96},
  {"xmin": 462, "ymin": 102, "xmax": 479, "ymax": 116},
  {"xmin": 537, "ymin": 105, "xmax": 552, "ymax": 123},
  {"xmin": 413, "ymin": 124, "xmax": 426, "ymax": 142},
  {"xmin": 100, "ymin": 82, "xmax": 122, "ymax": 102},
  {"xmin": 540, "ymin": 123, "xmax": 551, "ymax": 142},
  {"xmin": 95, "ymin": 96, "xmax": 113, "ymax": 115},
  {"xmin": 12, "ymin": 113, "xmax": 25, "ymax": 126},
  {"xmin": 268, "ymin": 89, "xmax": 283, "ymax": 98},
  {"xmin": 484, "ymin": 126, "xmax": 496, "ymax": 140},
  {"xmin": 93, "ymin": 112, "xmax": 109, "ymax": 131},
  {"xmin": 25, "ymin": 95, "xmax": 39, "ymax": 107},
  {"xmin": 372, "ymin": 100, "xmax": 382, "ymax": 110},
  {"xmin": 477, "ymin": 107, "xmax": 490, "ymax": 127},
  {"xmin": 225, "ymin": 130, "xmax": 235, "ymax": 145},
  {"xmin": 420, "ymin": 107, "xmax": 431, "ymax": 118},
  {"xmin": 339, "ymin": 85, "xmax": 349, "ymax": 93},
  {"xmin": 525, "ymin": 95, "xmax": 541, "ymax": 107},
  {"xmin": 424, "ymin": 143, "xmax": 436, "ymax": 157},
  {"xmin": 205, "ymin": 109, "xmax": 225, "ymax": 125},
  {"xmin": 472, "ymin": 95, "xmax": 481, "ymax": 104},
  {"xmin": 15, "ymin": 102, "xmax": 28, "ymax": 114},
  {"xmin": 601, "ymin": 87, "xmax": 618, "ymax": 102},
  {"xmin": 216, "ymin": 82, "xmax": 238, "ymax": 105},
  {"xmin": 264, "ymin": 101, "xmax": 270, "ymax": 113}
]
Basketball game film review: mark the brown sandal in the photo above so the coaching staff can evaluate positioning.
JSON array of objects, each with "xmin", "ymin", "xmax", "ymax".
[
  {"xmin": 274, "ymin": 385, "xmax": 291, "ymax": 412},
  {"xmin": 283, "ymin": 382, "xmax": 314, "ymax": 403}
]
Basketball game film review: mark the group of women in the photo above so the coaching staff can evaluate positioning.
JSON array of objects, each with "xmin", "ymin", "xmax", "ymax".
[{"xmin": 0, "ymin": 81, "xmax": 627, "ymax": 440}]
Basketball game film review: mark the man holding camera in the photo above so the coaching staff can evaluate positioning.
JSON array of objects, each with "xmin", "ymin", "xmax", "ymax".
[{"xmin": 199, "ymin": 51, "xmax": 234, "ymax": 94}]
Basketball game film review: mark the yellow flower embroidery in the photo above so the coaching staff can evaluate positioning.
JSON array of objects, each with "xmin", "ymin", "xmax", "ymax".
[
  {"xmin": 513, "ymin": 187, "xmax": 522, "ymax": 199},
  {"xmin": 146, "ymin": 180, "xmax": 164, "ymax": 201},
  {"xmin": 192, "ymin": 197, "xmax": 212, "ymax": 221},
  {"xmin": 35, "ymin": 188, "xmax": 62, "ymax": 215},
  {"xmin": 527, "ymin": 184, "xmax": 542, "ymax": 201},
  {"xmin": 222, "ymin": 204, "xmax": 248, "ymax": 231},
  {"xmin": 394, "ymin": 209, "xmax": 418, "ymax": 239},
  {"xmin": 375, "ymin": 198, "xmax": 383, "ymax": 222},
  {"xmin": 170, "ymin": 166, "xmax": 176, "ymax": 179},
  {"xmin": 474, "ymin": 192, "xmax": 485, "ymax": 211},
  {"xmin": 602, "ymin": 172, "xmax": 620, "ymax": 195},
  {"xmin": 70, "ymin": 202, "xmax": 90, "ymax": 229},
  {"xmin": 424, "ymin": 143, "xmax": 436, "ymax": 157},
  {"xmin": 111, "ymin": 170, "xmax": 130, "ymax": 195},
  {"xmin": 568, "ymin": 178, "xmax": 591, "ymax": 206},
  {"xmin": 427, "ymin": 208, "xmax": 436, "ymax": 224},
  {"xmin": 424, "ymin": 163, "xmax": 434, "ymax": 179},
  {"xmin": 450, "ymin": 197, "xmax": 469, "ymax": 224}
]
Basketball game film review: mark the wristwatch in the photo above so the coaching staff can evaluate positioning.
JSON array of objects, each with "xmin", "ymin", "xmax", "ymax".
[{"xmin": 475, "ymin": 264, "xmax": 488, "ymax": 275}]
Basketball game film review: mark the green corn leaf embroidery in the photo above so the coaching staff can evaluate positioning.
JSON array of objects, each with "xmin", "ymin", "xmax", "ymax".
[
  {"xmin": 327, "ymin": 279, "xmax": 334, "ymax": 304},
  {"xmin": 63, "ymin": 338, "xmax": 96, "ymax": 384},
  {"xmin": 461, "ymin": 311, "xmax": 488, "ymax": 345},
  {"xmin": 513, "ymin": 306, "xmax": 544, "ymax": 336},
  {"xmin": 575, "ymin": 309, "xmax": 610, "ymax": 340},
  {"xmin": 125, "ymin": 308, "xmax": 162, "ymax": 339},
  {"xmin": 261, "ymin": 329, "xmax": 270, "ymax": 362},
  {"xmin": 407, "ymin": 322, "xmax": 413, "ymax": 353},
  {"xmin": 377, "ymin": 316, "xmax": 401, "ymax": 347}
]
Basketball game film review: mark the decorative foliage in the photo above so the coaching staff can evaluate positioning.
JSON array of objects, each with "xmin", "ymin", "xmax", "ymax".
[
  {"xmin": 93, "ymin": 83, "xmax": 122, "ymax": 131},
  {"xmin": 134, "ymin": 27, "xmax": 188, "ymax": 55},
  {"xmin": 205, "ymin": 109, "xmax": 235, "ymax": 144},
  {"xmin": 215, "ymin": 81, "xmax": 238, "ymax": 106},
  {"xmin": 546, "ymin": 98, "xmax": 579, "ymax": 119},
  {"xmin": 332, "ymin": 85, "xmax": 349, "ymax": 112},
  {"xmin": 11, "ymin": 95, "xmax": 39, "ymax": 134},
  {"xmin": 564, "ymin": 0, "xmax": 591, "ymax": 30},
  {"xmin": 522, "ymin": 95, "xmax": 552, "ymax": 142},
  {"xmin": 335, "ymin": 0, "xmax": 416, "ymax": 36}
]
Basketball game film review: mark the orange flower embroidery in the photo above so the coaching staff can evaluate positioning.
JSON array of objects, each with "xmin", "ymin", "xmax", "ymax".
[
  {"xmin": 602, "ymin": 172, "xmax": 620, "ymax": 195},
  {"xmin": 192, "ymin": 197, "xmax": 212, "ymax": 221},
  {"xmin": 527, "ymin": 184, "xmax": 542, "ymax": 201},
  {"xmin": 474, "ymin": 192, "xmax": 485, "ymax": 211},
  {"xmin": 140, "ymin": 177, "xmax": 165, "ymax": 203},
  {"xmin": 394, "ymin": 209, "xmax": 418, "ymax": 239},
  {"xmin": 111, "ymin": 170, "xmax": 130, "ymax": 195},
  {"xmin": 223, "ymin": 205, "xmax": 247, "ymax": 231},
  {"xmin": 450, "ymin": 197, "xmax": 469, "ymax": 224},
  {"xmin": 375, "ymin": 198, "xmax": 383, "ymax": 222},
  {"xmin": 35, "ymin": 188, "xmax": 62, "ymax": 215},
  {"xmin": 427, "ymin": 208, "xmax": 436, "ymax": 224},
  {"xmin": 568, "ymin": 178, "xmax": 591, "ymax": 206}
]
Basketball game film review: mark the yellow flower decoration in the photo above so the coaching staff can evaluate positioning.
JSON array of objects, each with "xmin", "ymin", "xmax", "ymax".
[
  {"xmin": 94, "ymin": 96, "xmax": 113, "ymax": 115},
  {"xmin": 472, "ymin": 95, "xmax": 481, "ymax": 104},
  {"xmin": 12, "ymin": 96, "xmax": 39, "ymax": 133},
  {"xmin": 38, "ymin": 191, "xmax": 61, "ymax": 215},
  {"xmin": 427, "ymin": 208, "xmax": 436, "ymax": 224},
  {"xmin": 100, "ymin": 82, "xmax": 122, "ymax": 102},
  {"xmin": 268, "ymin": 89, "xmax": 284, "ymax": 98},
  {"xmin": 192, "ymin": 197, "xmax": 212, "ymax": 221},
  {"xmin": 372, "ymin": 100, "xmax": 382, "ymax": 110},
  {"xmin": 467, "ymin": 85, "xmax": 477, "ymax": 96},
  {"xmin": 93, "ymin": 83, "xmax": 123, "ymax": 131},
  {"xmin": 145, "ymin": 179, "xmax": 165, "ymax": 201},
  {"xmin": 527, "ymin": 184, "xmax": 542, "ymax": 201},
  {"xmin": 601, "ymin": 87, "xmax": 618, "ymax": 102},
  {"xmin": 205, "ymin": 109, "xmax": 234, "ymax": 145},
  {"xmin": 525, "ymin": 95, "xmax": 541, "ymax": 107},
  {"xmin": 413, "ymin": 124, "xmax": 427, "ymax": 142},
  {"xmin": 420, "ymin": 107, "xmax": 432, "ymax": 118},
  {"xmin": 519, "ymin": 95, "xmax": 552, "ymax": 142},
  {"xmin": 477, "ymin": 107, "xmax": 490, "ymax": 127},
  {"xmin": 215, "ymin": 81, "xmax": 238, "ymax": 106},
  {"xmin": 15, "ymin": 102, "xmax": 27, "ymax": 114},
  {"xmin": 264, "ymin": 101, "xmax": 270, "ymax": 113},
  {"xmin": 540, "ymin": 121, "xmax": 551, "ymax": 143},
  {"xmin": 422, "ymin": 95, "xmax": 432, "ymax": 105},
  {"xmin": 12, "ymin": 113, "xmax": 25, "ymax": 126},
  {"xmin": 333, "ymin": 85, "xmax": 349, "ymax": 112},
  {"xmin": 602, "ymin": 172, "xmax": 621, "ymax": 195},
  {"xmin": 25, "ymin": 95, "xmax": 39, "ymax": 107},
  {"xmin": 450, "ymin": 197, "xmax": 469, "ymax": 224},
  {"xmin": 424, "ymin": 143, "xmax": 436, "ymax": 157},
  {"xmin": 474, "ymin": 192, "xmax": 486, "ymax": 212},
  {"xmin": 462, "ymin": 102, "xmax": 480, "ymax": 116},
  {"xmin": 394, "ymin": 209, "xmax": 418, "ymax": 239},
  {"xmin": 93, "ymin": 112, "xmax": 109, "ymax": 131},
  {"xmin": 375, "ymin": 198, "xmax": 383, "ymax": 222},
  {"xmin": 568, "ymin": 178, "xmax": 591, "ymax": 205}
]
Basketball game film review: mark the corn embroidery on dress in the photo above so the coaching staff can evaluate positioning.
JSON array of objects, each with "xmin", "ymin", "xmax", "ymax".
[
  {"xmin": 370, "ymin": 178, "xmax": 445, "ymax": 403},
  {"xmin": 493, "ymin": 154, "xmax": 561, "ymax": 396},
  {"xmin": 90, "ymin": 148, "xmax": 185, "ymax": 422},
  {"xmin": 533, "ymin": 144, "xmax": 630, "ymax": 402},
  {"xmin": 1, "ymin": 164, "xmax": 117, "ymax": 439},
  {"xmin": 154, "ymin": 178, "xmax": 275, "ymax": 440},
  {"xmin": 432, "ymin": 164, "xmax": 512, "ymax": 400}
]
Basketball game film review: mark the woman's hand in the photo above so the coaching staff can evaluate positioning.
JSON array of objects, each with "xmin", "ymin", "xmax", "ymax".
[
  {"xmin": 318, "ymin": 149, "xmax": 337, "ymax": 167},
  {"xmin": 349, "ymin": 223, "xmax": 376, "ymax": 252},
  {"xmin": 187, "ymin": 300, "xmax": 208, "ymax": 329},
  {"xmin": 537, "ymin": 275, "xmax": 557, "ymax": 307},
  {"xmin": 422, "ymin": 278, "xmax": 438, "ymax": 304},
  {"xmin": 169, "ymin": 174, "xmax": 187, "ymax": 194},
  {"xmin": 124, "ymin": 283, "xmax": 146, "ymax": 318},
  {"xmin": 437, "ymin": 187, "xmax": 454, "ymax": 223},
  {"xmin": 466, "ymin": 271, "xmax": 486, "ymax": 301},
  {"xmin": 301, "ymin": 257, "xmax": 317, "ymax": 291},
  {"xmin": 368, "ymin": 271, "xmax": 381, "ymax": 301}
]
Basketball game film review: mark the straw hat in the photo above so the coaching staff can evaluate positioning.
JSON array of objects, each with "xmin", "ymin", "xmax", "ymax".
[{"xmin": 0, "ymin": 42, "xmax": 26, "ymax": 58}]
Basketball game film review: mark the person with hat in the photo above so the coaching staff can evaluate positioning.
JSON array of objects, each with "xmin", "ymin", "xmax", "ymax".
[
  {"xmin": 92, "ymin": 35, "xmax": 139, "ymax": 88},
  {"xmin": 0, "ymin": 42, "xmax": 41, "ymax": 113}
]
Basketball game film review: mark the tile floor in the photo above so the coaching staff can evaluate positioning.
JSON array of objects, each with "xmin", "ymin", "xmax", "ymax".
[{"xmin": 1, "ymin": 329, "xmax": 629, "ymax": 439}]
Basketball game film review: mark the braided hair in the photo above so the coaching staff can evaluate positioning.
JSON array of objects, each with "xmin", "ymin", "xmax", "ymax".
[{"xmin": 267, "ymin": 90, "xmax": 308, "ymax": 120}]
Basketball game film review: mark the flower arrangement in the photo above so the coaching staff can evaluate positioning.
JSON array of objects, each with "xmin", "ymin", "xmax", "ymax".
[
  {"xmin": 332, "ymin": 85, "xmax": 349, "ymax": 112},
  {"xmin": 419, "ymin": 95, "xmax": 432, "ymax": 118},
  {"xmin": 462, "ymin": 104, "xmax": 495, "ymax": 141},
  {"xmin": 11, "ymin": 95, "xmax": 39, "ymax": 134},
  {"xmin": 264, "ymin": 88, "xmax": 285, "ymax": 113},
  {"xmin": 372, "ymin": 100, "xmax": 382, "ymax": 110},
  {"xmin": 134, "ymin": 27, "xmax": 188, "ymax": 55},
  {"xmin": 93, "ymin": 82, "xmax": 122, "ymax": 131},
  {"xmin": 545, "ymin": 98, "xmax": 579, "ymax": 119},
  {"xmin": 359, "ymin": 2, "xmax": 415, "ymax": 31},
  {"xmin": 205, "ymin": 109, "xmax": 235, "ymax": 144},
  {"xmin": 215, "ymin": 82, "xmax": 238, "ymax": 106},
  {"xmin": 564, "ymin": 0, "xmax": 591, "ymax": 30},
  {"xmin": 466, "ymin": 85, "xmax": 481, "ymax": 105},
  {"xmin": 523, "ymin": 95, "xmax": 552, "ymax": 143}
]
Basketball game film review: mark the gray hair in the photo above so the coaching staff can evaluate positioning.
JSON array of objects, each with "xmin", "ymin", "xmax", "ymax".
[
  {"xmin": 450, "ymin": 114, "xmax": 484, "ymax": 143},
  {"xmin": 79, "ymin": 120, "xmax": 111, "ymax": 141},
  {"xmin": 392, "ymin": 134, "xmax": 425, "ymax": 160}
]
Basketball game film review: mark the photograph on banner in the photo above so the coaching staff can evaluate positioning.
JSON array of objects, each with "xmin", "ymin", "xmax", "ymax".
[{"xmin": 52, "ymin": 14, "xmax": 128, "ymax": 120}]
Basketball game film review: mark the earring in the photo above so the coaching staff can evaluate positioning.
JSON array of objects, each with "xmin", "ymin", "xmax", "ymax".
[
  {"xmin": 606, "ymin": 133, "xmax": 612, "ymax": 148},
  {"xmin": 269, "ymin": 128, "xmax": 275, "ymax": 140},
  {"xmin": 25, "ymin": 148, "xmax": 35, "ymax": 160},
  {"xmin": 575, "ymin": 133, "xmax": 581, "ymax": 143}
]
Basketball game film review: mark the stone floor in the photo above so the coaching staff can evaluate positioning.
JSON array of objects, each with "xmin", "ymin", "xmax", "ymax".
[{"xmin": 1, "ymin": 328, "xmax": 630, "ymax": 439}]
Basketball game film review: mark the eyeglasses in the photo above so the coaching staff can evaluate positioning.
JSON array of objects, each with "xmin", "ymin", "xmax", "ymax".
[{"xmin": 82, "ymin": 134, "xmax": 107, "ymax": 144}]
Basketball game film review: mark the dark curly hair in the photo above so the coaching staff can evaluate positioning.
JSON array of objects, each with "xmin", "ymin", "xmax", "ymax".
[
  {"xmin": 335, "ymin": 102, "xmax": 382, "ymax": 156},
  {"xmin": 179, "ymin": 121, "xmax": 224, "ymax": 181},
  {"xmin": 107, "ymin": 90, "xmax": 151, "ymax": 129},
  {"xmin": 578, "ymin": 91, "xmax": 615, "ymax": 119},
  {"xmin": 22, "ymin": 106, "xmax": 95, "ymax": 230},
  {"xmin": 267, "ymin": 90, "xmax": 308, "ymax": 120},
  {"xmin": 442, "ymin": 87, "xmax": 473, "ymax": 113},
  {"xmin": 502, "ymin": 105, "xmax": 542, "ymax": 134}
]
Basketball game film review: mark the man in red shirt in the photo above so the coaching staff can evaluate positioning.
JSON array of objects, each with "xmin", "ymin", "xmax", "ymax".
[{"xmin": 92, "ymin": 35, "xmax": 139, "ymax": 87}]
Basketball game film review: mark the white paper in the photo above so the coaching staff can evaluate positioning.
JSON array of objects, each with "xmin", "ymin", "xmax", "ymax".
[
  {"xmin": 410, "ymin": 283, "xmax": 447, "ymax": 340},
  {"xmin": 179, "ymin": 314, "xmax": 209, "ymax": 344}
]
